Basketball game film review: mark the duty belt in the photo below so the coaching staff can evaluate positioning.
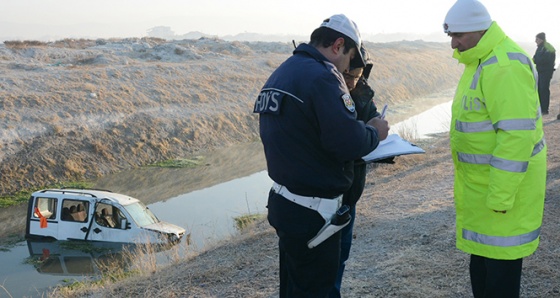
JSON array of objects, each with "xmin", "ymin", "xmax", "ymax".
[{"xmin": 272, "ymin": 182, "xmax": 342, "ymax": 220}]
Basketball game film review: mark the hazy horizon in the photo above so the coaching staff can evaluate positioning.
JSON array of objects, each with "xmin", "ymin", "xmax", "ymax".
[{"xmin": 1, "ymin": 0, "xmax": 558, "ymax": 45}]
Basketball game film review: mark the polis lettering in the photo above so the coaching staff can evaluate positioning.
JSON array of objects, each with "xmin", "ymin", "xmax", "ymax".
[{"xmin": 461, "ymin": 95, "xmax": 483, "ymax": 111}]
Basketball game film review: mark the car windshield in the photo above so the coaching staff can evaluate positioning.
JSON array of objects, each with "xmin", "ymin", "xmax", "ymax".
[{"xmin": 123, "ymin": 202, "xmax": 160, "ymax": 227}]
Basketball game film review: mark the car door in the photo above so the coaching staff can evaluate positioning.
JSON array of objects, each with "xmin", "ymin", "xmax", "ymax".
[
  {"xmin": 28, "ymin": 195, "xmax": 60, "ymax": 239},
  {"xmin": 57, "ymin": 198, "xmax": 92, "ymax": 241},
  {"xmin": 88, "ymin": 203, "xmax": 132, "ymax": 243}
]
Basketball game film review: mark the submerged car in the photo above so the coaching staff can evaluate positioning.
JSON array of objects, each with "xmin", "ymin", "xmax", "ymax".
[{"xmin": 26, "ymin": 188, "xmax": 186, "ymax": 244}]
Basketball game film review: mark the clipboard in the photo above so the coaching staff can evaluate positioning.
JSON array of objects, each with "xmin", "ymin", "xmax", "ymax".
[{"xmin": 362, "ymin": 134, "xmax": 425, "ymax": 163}]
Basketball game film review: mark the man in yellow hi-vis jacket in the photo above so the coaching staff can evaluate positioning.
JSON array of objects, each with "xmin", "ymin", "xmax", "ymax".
[{"xmin": 443, "ymin": 0, "xmax": 547, "ymax": 297}]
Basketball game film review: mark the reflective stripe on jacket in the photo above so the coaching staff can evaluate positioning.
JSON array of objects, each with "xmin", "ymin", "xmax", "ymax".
[{"xmin": 450, "ymin": 22, "xmax": 547, "ymax": 260}]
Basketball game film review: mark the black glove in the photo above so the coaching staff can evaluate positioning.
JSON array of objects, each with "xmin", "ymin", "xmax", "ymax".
[{"xmin": 373, "ymin": 156, "xmax": 396, "ymax": 164}]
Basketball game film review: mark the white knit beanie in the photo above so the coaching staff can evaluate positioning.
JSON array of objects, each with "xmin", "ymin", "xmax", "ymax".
[{"xmin": 443, "ymin": 0, "xmax": 492, "ymax": 33}]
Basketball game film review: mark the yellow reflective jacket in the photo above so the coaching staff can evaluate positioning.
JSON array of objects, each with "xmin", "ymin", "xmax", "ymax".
[{"xmin": 450, "ymin": 22, "xmax": 547, "ymax": 260}]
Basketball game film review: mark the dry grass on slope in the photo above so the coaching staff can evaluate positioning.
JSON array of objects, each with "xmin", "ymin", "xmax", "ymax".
[
  {"xmin": 0, "ymin": 39, "xmax": 460, "ymax": 198},
  {"xmin": 365, "ymin": 41, "xmax": 462, "ymax": 106},
  {"xmin": 0, "ymin": 38, "xmax": 290, "ymax": 195}
]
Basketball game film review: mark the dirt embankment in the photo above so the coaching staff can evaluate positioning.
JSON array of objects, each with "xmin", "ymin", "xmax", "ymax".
[{"xmin": 0, "ymin": 38, "xmax": 461, "ymax": 196}]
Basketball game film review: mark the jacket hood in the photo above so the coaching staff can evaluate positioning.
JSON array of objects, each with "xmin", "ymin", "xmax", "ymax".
[{"xmin": 452, "ymin": 21, "xmax": 507, "ymax": 65}]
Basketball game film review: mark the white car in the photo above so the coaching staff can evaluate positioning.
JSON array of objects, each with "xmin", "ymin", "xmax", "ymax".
[{"xmin": 26, "ymin": 188, "xmax": 186, "ymax": 245}]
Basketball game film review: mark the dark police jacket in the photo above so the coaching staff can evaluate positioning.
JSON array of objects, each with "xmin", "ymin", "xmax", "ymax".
[
  {"xmin": 343, "ymin": 78, "xmax": 380, "ymax": 206},
  {"xmin": 533, "ymin": 42, "xmax": 556, "ymax": 73},
  {"xmin": 253, "ymin": 43, "xmax": 380, "ymax": 198}
]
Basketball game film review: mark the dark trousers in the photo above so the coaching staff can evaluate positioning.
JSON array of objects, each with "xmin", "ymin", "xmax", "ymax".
[
  {"xmin": 469, "ymin": 254, "xmax": 523, "ymax": 298},
  {"xmin": 330, "ymin": 163, "xmax": 366, "ymax": 298},
  {"xmin": 267, "ymin": 190, "xmax": 341, "ymax": 297},
  {"xmin": 329, "ymin": 205, "xmax": 356, "ymax": 298},
  {"xmin": 538, "ymin": 70, "xmax": 553, "ymax": 114}
]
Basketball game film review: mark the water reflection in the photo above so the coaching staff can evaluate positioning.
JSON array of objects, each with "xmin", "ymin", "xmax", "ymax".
[
  {"xmin": 93, "ymin": 141, "xmax": 273, "ymax": 251},
  {"xmin": 392, "ymin": 101, "xmax": 451, "ymax": 139},
  {"xmin": 26, "ymin": 239, "xmax": 131, "ymax": 276},
  {"xmin": 148, "ymin": 170, "xmax": 272, "ymax": 250},
  {"xmin": 0, "ymin": 240, "xmax": 132, "ymax": 298},
  {"xmin": 93, "ymin": 141, "xmax": 267, "ymax": 205}
]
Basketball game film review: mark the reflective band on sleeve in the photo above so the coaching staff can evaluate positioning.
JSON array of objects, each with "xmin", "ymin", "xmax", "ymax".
[
  {"xmin": 457, "ymin": 153, "xmax": 528, "ymax": 173},
  {"xmin": 532, "ymin": 138, "xmax": 546, "ymax": 157},
  {"xmin": 457, "ymin": 153, "xmax": 492, "ymax": 164},
  {"xmin": 463, "ymin": 227, "xmax": 540, "ymax": 247},
  {"xmin": 490, "ymin": 156, "xmax": 528, "ymax": 173},
  {"xmin": 471, "ymin": 57, "xmax": 497, "ymax": 89},
  {"xmin": 456, "ymin": 118, "xmax": 537, "ymax": 133},
  {"xmin": 456, "ymin": 120, "xmax": 494, "ymax": 133},
  {"xmin": 470, "ymin": 53, "xmax": 538, "ymax": 90},
  {"xmin": 508, "ymin": 53, "xmax": 539, "ymax": 89},
  {"xmin": 458, "ymin": 137, "xmax": 544, "ymax": 168},
  {"xmin": 508, "ymin": 53, "xmax": 532, "ymax": 66},
  {"xmin": 494, "ymin": 119, "xmax": 536, "ymax": 131}
]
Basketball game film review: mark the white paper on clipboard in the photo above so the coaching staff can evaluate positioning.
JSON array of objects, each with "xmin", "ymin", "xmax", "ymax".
[{"xmin": 362, "ymin": 134, "xmax": 425, "ymax": 163}]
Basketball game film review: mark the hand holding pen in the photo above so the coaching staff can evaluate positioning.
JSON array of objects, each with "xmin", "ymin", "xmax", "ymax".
[
  {"xmin": 366, "ymin": 104, "xmax": 390, "ymax": 141},
  {"xmin": 380, "ymin": 104, "xmax": 388, "ymax": 120}
]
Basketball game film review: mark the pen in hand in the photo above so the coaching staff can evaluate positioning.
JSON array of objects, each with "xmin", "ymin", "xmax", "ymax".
[
  {"xmin": 380, "ymin": 104, "xmax": 388, "ymax": 120},
  {"xmin": 366, "ymin": 105, "xmax": 390, "ymax": 141}
]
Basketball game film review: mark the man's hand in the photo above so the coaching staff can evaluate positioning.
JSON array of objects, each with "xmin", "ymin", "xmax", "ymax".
[{"xmin": 366, "ymin": 117, "xmax": 389, "ymax": 141}]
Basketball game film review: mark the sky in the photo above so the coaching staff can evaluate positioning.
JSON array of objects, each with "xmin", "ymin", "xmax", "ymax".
[{"xmin": 0, "ymin": 0, "xmax": 558, "ymax": 45}]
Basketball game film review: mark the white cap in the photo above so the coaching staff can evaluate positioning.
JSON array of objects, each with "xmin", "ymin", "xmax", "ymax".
[
  {"xmin": 320, "ymin": 14, "xmax": 365, "ymax": 68},
  {"xmin": 443, "ymin": 0, "xmax": 492, "ymax": 33}
]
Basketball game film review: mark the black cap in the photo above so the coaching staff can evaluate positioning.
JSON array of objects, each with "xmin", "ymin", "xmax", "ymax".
[{"xmin": 351, "ymin": 46, "xmax": 373, "ymax": 79}]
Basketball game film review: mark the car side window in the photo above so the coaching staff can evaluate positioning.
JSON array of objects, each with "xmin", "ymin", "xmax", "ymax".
[
  {"xmin": 95, "ymin": 203, "xmax": 120, "ymax": 228},
  {"xmin": 34, "ymin": 197, "xmax": 57, "ymax": 219},
  {"xmin": 61, "ymin": 199, "xmax": 89, "ymax": 222}
]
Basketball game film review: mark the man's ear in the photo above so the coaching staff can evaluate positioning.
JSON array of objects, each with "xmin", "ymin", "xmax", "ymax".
[{"xmin": 332, "ymin": 37, "xmax": 346, "ymax": 55}]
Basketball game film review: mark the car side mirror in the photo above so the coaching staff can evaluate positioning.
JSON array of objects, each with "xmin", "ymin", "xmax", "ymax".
[{"xmin": 120, "ymin": 219, "xmax": 130, "ymax": 230}]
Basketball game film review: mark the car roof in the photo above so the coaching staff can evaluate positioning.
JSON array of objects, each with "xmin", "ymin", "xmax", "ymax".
[{"xmin": 32, "ymin": 188, "xmax": 140, "ymax": 206}]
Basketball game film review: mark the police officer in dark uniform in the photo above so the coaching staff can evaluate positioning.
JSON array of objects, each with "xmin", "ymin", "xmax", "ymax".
[{"xmin": 253, "ymin": 14, "xmax": 390, "ymax": 297}]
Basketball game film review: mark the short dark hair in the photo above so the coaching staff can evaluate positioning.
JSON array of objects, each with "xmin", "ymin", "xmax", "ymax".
[{"xmin": 309, "ymin": 27, "xmax": 356, "ymax": 55}]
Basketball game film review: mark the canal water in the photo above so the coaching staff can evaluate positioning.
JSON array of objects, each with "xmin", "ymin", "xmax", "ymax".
[{"xmin": 0, "ymin": 97, "xmax": 453, "ymax": 298}]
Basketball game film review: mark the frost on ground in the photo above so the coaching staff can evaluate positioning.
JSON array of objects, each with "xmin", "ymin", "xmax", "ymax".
[{"xmin": 0, "ymin": 38, "xmax": 460, "ymax": 195}]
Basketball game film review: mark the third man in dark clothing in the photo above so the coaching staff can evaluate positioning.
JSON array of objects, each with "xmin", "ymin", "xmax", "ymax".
[
  {"xmin": 330, "ymin": 46, "xmax": 381, "ymax": 298},
  {"xmin": 533, "ymin": 32, "xmax": 556, "ymax": 115}
]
